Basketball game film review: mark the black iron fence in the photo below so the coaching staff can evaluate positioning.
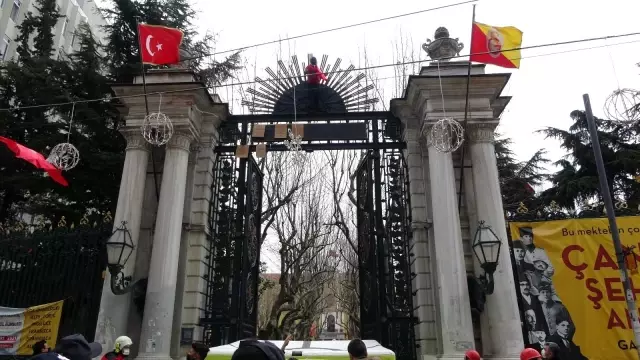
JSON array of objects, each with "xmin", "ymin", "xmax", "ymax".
[{"xmin": 0, "ymin": 213, "xmax": 112, "ymax": 357}]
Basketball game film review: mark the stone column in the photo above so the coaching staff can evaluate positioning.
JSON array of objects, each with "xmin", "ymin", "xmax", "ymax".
[
  {"xmin": 424, "ymin": 126, "xmax": 475, "ymax": 359},
  {"xmin": 95, "ymin": 130, "xmax": 150, "ymax": 351},
  {"xmin": 136, "ymin": 132, "xmax": 193, "ymax": 360},
  {"xmin": 404, "ymin": 128, "xmax": 438, "ymax": 357},
  {"xmin": 467, "ymin": 123, "xmax": 523, "ymax": 359}
]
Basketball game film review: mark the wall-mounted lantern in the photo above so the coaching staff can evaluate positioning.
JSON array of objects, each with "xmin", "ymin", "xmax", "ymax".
[
  {"xmin": 472, "ymin": 221, "xmax": 502, "ymax": 295},
  {"xmin": 106, "ymin": 221, "xmax": 138, "ymax": 295}
]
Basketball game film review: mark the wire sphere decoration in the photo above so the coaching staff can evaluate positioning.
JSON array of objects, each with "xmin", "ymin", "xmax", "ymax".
[
  {"xmin": 141, "ymin": 112, "xmax": 174, "ymax": 146},
  {"xmin": 47, "ymin": 142, "xmax": 80, "ymax": 171},
  {"xmin": 603, "ymin": 88, "xmax": 640, "ymax": 124},
  {"xmin": 428, "ymin": 118, "xmax": 465, "ymax": 153}
]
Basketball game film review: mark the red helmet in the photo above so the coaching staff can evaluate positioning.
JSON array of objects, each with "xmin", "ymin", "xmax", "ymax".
[
  {"xmin": 520, "ymin": 348, "xmax": 542, "ymax": 360},
  {"xmin": 464, "ymin": 350, "xmax": 481, "ymax": 360}
]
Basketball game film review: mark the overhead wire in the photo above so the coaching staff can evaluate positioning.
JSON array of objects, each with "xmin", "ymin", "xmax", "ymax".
[
  {"xmin": 182, "ymin": 0, "xmax": 479, "ymax": 59},
  {"xmin": 9, "ymin": 37, "xmax": 640, "ymax": 124},
  {"xmin": 2, "ymin": 33, "xmax": 640, "ymax": 112}
]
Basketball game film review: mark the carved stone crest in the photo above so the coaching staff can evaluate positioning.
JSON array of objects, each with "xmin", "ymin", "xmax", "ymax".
[{"xmin": 422, "ymin": 27, "xmax": 464, "ymax": 61}]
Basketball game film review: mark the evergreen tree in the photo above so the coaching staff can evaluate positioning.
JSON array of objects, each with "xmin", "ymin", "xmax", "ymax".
[
  {"xmin": 101, "ymin": 0, "xmax": 242, "ymax": 85},
  {"xmin": 0, "ymin": 0, "xmax": 69, "ymax": 221},
  {"xmin": 494, "ymin": 136, "xmax": 549, "ymax": 212},
  {"xmin": 539, "ymin": 110, "xmax": 640, "ymax": 210},
  {"xmin": 0, "ymin": 1, "xmax": 123, "ymax": 222},
  {"xmin": 28, "ymin": 23, "xmax": 124, "ymax": 219}
]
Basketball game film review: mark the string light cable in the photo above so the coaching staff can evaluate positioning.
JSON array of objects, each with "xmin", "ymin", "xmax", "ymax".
[
  {"xmin": 2, "ymin": 32, "xmax": 640, "ymax": 112},
  {"xmin": 23, "ymin": 38, "xmax": 636, "ymax": 129}
]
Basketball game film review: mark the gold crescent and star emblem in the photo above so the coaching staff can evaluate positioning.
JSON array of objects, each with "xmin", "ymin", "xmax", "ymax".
[{"xmin": 145, "ymin": 35, "xmax": 163, "ymax": 56}]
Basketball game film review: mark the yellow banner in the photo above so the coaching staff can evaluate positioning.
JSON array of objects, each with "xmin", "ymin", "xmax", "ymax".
[
  {"xmin": 0, "ymin": 300, "xmax": 64, "ymax": 355},
  {"xmin": 509, "ymin": 217, "xmax": 640, "ymax": 360}
]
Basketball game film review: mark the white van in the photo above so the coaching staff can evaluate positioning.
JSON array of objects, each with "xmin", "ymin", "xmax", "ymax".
[{"xmin": 206, "ymin": 340, "xmax": 396, "ymax": 360}]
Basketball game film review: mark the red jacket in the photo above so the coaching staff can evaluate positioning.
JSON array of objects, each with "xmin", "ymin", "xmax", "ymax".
[
  {"xmin": 305, "ymin": 64, "xmax": 327, "ymax": 84},
  {"xmin": 101, "ymin": 352, "xmax": 126, "ymax": 360}
]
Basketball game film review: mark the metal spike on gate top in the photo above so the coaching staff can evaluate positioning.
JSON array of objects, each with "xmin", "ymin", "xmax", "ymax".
[
  {"xmin": 58, "ymin": 216, "xmax": 67, "ymax": 228},
  {"xmin": 80, "ymin": 213, "xmax": 89, "ymax": 226},
  {"xmin": 103, "ymin": 211, "xmax": 113, "ymax": 223}
]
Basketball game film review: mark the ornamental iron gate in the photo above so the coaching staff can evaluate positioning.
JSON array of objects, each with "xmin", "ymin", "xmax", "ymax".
[
  {"xmin": 201, "ymin": 113, "xmax": 416, "ymax": 359},
  {"xmin": 356, "ymin": 149, "xmax": 416, "ymax": 360},
  {"xmin": 201, "ymin": 53, "xmax": 416, "ymax": 360},
  {"xmin": 202, "ymin": 153, "xmax": 263, "ymax": 346}
]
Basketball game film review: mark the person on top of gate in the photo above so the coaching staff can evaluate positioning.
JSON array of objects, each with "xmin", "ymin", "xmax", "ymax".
[
  {"xmin": 101, "ymin": 336, "xmax": 133, "ymax": 360},
  {"xmin": 304, "ymin": 56, "xmax": 327, "ymax": 112}
]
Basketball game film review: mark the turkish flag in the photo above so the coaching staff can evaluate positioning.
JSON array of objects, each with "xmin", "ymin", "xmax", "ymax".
[
  {"xmin": 138, "ymin": 24, "xmax": 184, "ymax": 65},
  {"xmin": 0, "ymin": 136, "xmax": 68, "ymax": 186}
]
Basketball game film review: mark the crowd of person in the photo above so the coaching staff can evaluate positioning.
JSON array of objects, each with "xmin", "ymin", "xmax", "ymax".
[{"xmin": 27, "ymin": 330, "xmax": 582, "ymax": 360}]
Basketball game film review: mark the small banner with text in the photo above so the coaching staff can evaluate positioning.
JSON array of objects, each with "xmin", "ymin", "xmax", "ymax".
[
  {"xmin": 0, "ymin": 300, "xmax": 64, "ymax": 355},
  {"xmin": 509, "ymin": 217, "xmax": 640, "ymax": 360}
]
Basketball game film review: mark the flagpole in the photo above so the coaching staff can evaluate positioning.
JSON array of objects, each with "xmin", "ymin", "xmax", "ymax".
[
  {"xmin": 136, "ymin": 18, "xmax": 160, "ymax": 202},
  {"xmin": 136, "ymin": 18, "xmax": 151, "ymax": 115},
  {"xmin": 457, "ymin": 3, "xmax": 476, "ymax": 211}
]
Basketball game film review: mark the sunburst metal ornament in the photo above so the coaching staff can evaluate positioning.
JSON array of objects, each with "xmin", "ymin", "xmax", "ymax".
[{"xmin": 241, "ymin": 54, "xmax": 379, "ymax": 114}]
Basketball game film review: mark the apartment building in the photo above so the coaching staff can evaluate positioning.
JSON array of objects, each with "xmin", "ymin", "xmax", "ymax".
[{"xmin": 0, "ymin": 0, "xmax": 107, "ymax": 61}]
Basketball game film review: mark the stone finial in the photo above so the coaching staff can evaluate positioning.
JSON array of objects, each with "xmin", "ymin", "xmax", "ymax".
[{"xmin": 422, "ymin": 27, "xmax": 464, "ymax": 61}]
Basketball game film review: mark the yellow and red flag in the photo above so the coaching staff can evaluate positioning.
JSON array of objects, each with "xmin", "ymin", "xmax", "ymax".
[{"xmin": 469, "ymin": 22, "xmax": 523, "ymax": 69}]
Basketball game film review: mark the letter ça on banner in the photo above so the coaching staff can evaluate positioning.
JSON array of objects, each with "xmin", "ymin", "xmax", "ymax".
[
  {"xmin": 0, "ymin": 300, "xmax": 64, "ymax": 355},
  {"xmin": 509, "ymin": 217, "xmax": 640, "ymax": 360}
]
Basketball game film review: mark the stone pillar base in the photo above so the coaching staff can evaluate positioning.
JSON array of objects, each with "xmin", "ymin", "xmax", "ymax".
[{"xmin": 437, "ymin": 356, "xmax": 472, "ymax": 360}]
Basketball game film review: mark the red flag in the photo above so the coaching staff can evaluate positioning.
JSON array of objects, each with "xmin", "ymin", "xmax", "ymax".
[
  {"xmin": 0, "ymin": 136, "xmax": 68, "ymax": 186},
  {"xmin": 138, "ymin": 24, "xmax": 184, "ymax": 65}
]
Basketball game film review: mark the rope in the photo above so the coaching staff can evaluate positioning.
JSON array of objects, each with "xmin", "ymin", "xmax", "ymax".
[{"xmin": 67, "ymin": 103, "xmax": 75, "ymax": 143}]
